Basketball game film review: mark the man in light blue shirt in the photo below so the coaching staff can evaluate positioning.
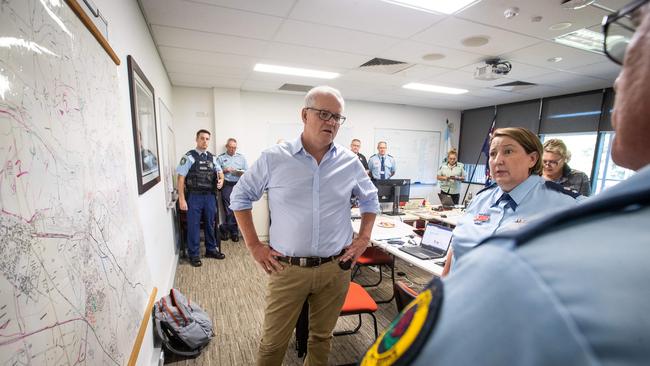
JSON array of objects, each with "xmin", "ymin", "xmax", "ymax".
[
  {"xmin": 230, "ymin": 86, "xmax": 378, "ymax": 365},
  {"xmin": 216, "ymin": 137, "xmax": 247, "ymax": 242},
  {"xmin": 368, "ymin": 141, "xmax": 396, "ymax": 180}
]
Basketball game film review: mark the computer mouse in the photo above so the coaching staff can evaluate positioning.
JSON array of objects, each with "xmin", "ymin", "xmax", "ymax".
[
  {"xmin": 440, "ymin": 214, "xmax": 447, "ymax": 218},
  {"xmin": 387, "ymin": 239, "xmax": 405, "ymax": 245}
]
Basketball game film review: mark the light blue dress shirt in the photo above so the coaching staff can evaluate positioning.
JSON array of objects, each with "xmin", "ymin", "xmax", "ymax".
[
  {"xmin": 230, "ymin": 136, "xmax": 379, "ymax": 257},
  {"xmin": 368, "ymin": 154, "xmax": 396, "ymax": 180},
  {"xmin": 216, "ymin": 152, "xmax": 247, "ymax": 182},
  {"xmin": 451, "ymin": 175, "xmax": 578, "ymax": 262},
  {"xmin": 176, "ymin": 149, "xmax": 222, "ymax": 176},
  {"xmin": 409, "ymin": 165, "xmax": 650, "ymax": 366}
]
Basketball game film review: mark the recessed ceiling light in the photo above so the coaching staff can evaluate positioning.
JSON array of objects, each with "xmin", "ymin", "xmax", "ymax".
[
  {"xmin": 462, "ymin": 36, "xmax": 490, "ymax": 47},
  {"xmin": 549, "ymin": 22, "xmax": 572, "ymax": 31},
  {"xmin": 554, "ymin": 28, "xmax": 604, "ymax": 54},
  {"xmin": 547, "ymin": 56, "xmax": 563, "ymax": 63},
  {"xmin": 380, "ymin": 0, "xmax": 480, "ymax": 15},
  {"xmin": 403, "ymin": 82, "xmax": 468, "ymax": 95},
  {"xmin": 422, "ymin": 53, "xmax": 446, "ymax": 61},
  {"xmin": 253, "ymin": 63, "xmax": 339, "ymax": 79}
]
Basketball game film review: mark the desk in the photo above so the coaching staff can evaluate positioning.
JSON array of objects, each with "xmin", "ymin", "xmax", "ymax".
[{"xmin": 352, "ymin": 216, "xmax": 444, "ymax": 277}]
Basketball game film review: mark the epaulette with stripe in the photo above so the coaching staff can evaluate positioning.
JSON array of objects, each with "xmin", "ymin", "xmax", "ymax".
[
  {"xmin": 544, "ymin": 181, "xmax": 580, "ymax": 198},
  {"xmin": 476, "ymin": 182, "xmax": 497, "ymax": 196}
]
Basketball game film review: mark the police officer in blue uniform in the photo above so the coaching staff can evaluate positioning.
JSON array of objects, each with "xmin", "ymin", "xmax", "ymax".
[
  {"xmin": 177, "ymin": 129, "xmax": 225, "ymax": 267},
  {"xmin": 368, "ymin": 141, "xmax": 396, "ymax": 180},
  {"xmin": 361, "ymin": 2, "xmax": 650, "ymax": 364},
  {"xmin": 216, "ymin": 137, "xmax": 247, "ymax": 242},
  {"xmin": 441, "ymin": 127, "xmax": 579, "ymax": 274}
]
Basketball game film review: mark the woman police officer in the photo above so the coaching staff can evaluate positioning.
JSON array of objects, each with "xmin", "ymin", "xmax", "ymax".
[{"xmin": 442, "ymin": 127, "xmax": 580, "ymax": 274}]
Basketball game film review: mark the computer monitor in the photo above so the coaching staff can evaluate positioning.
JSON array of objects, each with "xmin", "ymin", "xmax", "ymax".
[{"xmin": 374, "ymin": 179, "xmax": 411, "ymax": 215}]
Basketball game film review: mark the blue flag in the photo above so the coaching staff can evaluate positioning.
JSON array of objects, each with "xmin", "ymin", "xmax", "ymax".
[{"xmin": 481, "ymin": 118, "xmax": 496, "ymax": 186}]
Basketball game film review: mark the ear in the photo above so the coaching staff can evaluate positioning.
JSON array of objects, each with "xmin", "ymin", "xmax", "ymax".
[
  {"xmin": 301, "ymin": 108, "xmax": 307, "ymax": 124},
  {"xmin": 528, "ymin": 151, "xmax": 539, "ymax": 168}
]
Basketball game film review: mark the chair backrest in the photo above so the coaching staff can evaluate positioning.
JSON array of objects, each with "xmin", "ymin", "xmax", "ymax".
[{"xmin": 394, "ymin": 281, "xmax": 418, "ymax": 312}]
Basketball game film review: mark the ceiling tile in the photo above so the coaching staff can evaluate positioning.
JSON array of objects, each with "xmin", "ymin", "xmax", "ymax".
[
  {"xmin": 141, "ymin": 0, "xmax": 283, "ymax": 40},
  {"xmin": 411, "ymin": 17, "xmax": 542, "ymax": 56},
  {"xmin": 288, "ymin": 0, "xmax": 443, "ymax": 38},
  {"xmin": 170, "ymin": 72, "xmax": 244, "ymax": 88},
  {"xmin": 502, "ymin": 41, "xmax": 608, "ymax": 70},
  {"xmin": 273, "ymin": 20, "xmax": 401, "ymax": 55},
  {"xmin": 568, "ymin": 61, "xmax": 621, "ymax": 80},
  {"xmin": 455, "ymin": 0, "xmax": 610, "ymax": 41},
  {"xmin": 163, "ymin": 60, "xmax": 251, "ymax": 79},
  {"xmin": 379, "ymin": 40, "xmax": 483, "ymax": 69},
  {"xmin": 188, "ymin": 0, "xmax": 297, "ymax": 17},
  {"xmin": 261, "ymin": 43, "xmax": 369, "ymax": 69},
  {"xmin": 152, "ymin": 25, "xmax": 271, "ymax": 56}
]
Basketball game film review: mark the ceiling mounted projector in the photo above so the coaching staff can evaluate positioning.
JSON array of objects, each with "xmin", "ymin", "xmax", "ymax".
[{"xmin": 474, "ymin": 59, "xmax": 512, "ymax": 80}]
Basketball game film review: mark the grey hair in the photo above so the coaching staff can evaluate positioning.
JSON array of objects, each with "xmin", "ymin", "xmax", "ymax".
[
  {"xmin": 304, "ymin": 86, "xmax": 345, "ymax": 110},
  {"xmin": 226, "ymin": 137, "xmax": 237, "ymax": 145}
]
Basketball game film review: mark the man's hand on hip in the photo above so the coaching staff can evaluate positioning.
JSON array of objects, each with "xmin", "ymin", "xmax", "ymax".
[
  {"xmin": 249, "ymin": 241, "xmax": 284, "ymax": 275},
  {"xmin": 340, "ymin": 236, "xmax": 370, "ymax": 265}
]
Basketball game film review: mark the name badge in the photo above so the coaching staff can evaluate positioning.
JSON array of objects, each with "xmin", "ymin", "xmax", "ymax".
[{"xmin": 474, "ymin": 213, "xmax": 490, "ymax": 224}]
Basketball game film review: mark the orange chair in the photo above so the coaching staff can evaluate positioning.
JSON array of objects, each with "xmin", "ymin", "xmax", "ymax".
[
  {"xmin": 394, "ymin": 280, "xmax": 418, "ymax": 312},
  {"xmin": 352, "ymin": 246, "xmax": 395, "ymax": 303},
  {"xmin": 334, "ymin": 282, "xmax": 378, "ymax": 339}
]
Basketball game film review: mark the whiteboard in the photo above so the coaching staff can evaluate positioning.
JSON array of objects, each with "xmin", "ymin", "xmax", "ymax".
[{"xmin": 374, "ymin": 128, "xmax": 441, "ymax": 184}]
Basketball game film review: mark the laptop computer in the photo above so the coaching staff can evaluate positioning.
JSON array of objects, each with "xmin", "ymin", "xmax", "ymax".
[
  {"xmin": 438, "ymin": 193, "xmax": 455, "ymax": 209},
  {"xmin": 399, "ymin": 223, "xmax": 452, "ymax": 260}
]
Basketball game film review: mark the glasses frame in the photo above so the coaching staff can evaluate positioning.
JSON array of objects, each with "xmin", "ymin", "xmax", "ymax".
[
  {"xmin": 305, "ymin": 107, "xmax": 347, "ymax": 125},
  {"xmin": 602, "ymin": 0, "xmax": 648, "ymax": 65},
  {"xmin": 542, "ymin": 159, "xmax": 563, "ymax": 167}
]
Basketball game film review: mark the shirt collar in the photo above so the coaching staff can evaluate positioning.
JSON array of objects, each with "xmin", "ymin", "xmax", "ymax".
[
  {"xmin": 288, "ymin": 135, "xmax": 337, "ymax": 157},
  {"xmin": 497, "ymin": 175, "xmax": 542, "ymax": 206},
  {"xmin": 195, "ymin": 148, "xmax": 207, "ymax": 155}
]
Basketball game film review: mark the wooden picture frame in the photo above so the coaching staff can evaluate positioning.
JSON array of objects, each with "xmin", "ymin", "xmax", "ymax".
[{"xmin": 128, "ymin": 55, "xmax": 160, "ymax": 194}]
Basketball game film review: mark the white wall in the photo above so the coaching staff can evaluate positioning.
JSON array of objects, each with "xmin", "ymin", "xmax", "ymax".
[
  {"xmin": 95, "ymin": 0, "xmax": 177, "ymax": 364},
  {"xmin": 173, "ymin": 87, "xmax": 215, "ymax": 154},
  {"xmin": 199, "ymin": 88, "xmax": 461, "ymax": 202}
]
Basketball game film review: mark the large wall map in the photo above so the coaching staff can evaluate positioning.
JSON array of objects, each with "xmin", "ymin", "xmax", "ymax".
[{"xmin": 0, "ymin": 1, "xmax": 152, "ymax": 364}]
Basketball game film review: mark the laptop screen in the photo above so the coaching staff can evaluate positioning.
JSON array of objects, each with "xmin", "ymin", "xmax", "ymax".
[{"xmin": 420, "ymin": 223, "xmax": 453, "ymax": 252}]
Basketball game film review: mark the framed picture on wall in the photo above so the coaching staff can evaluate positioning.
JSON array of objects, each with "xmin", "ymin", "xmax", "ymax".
[{"xmin": 128, "ymin": 55, "xmax": 160, "ymax": 194}]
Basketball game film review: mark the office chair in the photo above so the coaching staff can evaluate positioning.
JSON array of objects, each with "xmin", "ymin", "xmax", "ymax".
[
  {"xmin": 334, "ymin": 282, "xmax": 378, "ymax": 339},
  {"xmin": 394, "ymin": 280, "xmax": 418, "ymax": 312},
  {"xmin": 352, "ymin": 246, "xmax": 395, "ymax": 303}
]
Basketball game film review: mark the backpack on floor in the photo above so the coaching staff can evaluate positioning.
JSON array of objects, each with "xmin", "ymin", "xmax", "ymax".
[{"xmin": 153, "ymin": 288, "xmax": 214, "ymax": 357}]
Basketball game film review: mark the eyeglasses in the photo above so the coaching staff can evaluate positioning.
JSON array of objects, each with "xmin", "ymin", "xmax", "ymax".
[
  {"xmin": 602, "ymin": 0, "xmax": 648, "ymax": 65},
  {"xmin": 542, "ymin": 159, "xmax": 562, "ymax": 167},
  {"xmin": 305, "ymin": 107, "xmax": 346, "ymax": 125}
]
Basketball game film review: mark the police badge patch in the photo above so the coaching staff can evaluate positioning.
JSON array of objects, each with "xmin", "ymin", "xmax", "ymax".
[
  {"xmin": 361, "ymin": 278, "xmax": 444, "ymax": 366},
  {"xmin": 180, "ymin": 156, "xmax": 187, "ymax": 165}
]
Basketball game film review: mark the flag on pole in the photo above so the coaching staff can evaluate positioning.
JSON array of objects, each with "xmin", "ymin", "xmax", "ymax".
[
  {"xmin": 442, "ymin": 119, "xmax": 453, "ymax": 164},
  {"xmin": 481, "ymin": 117, "xmax": 497, "ymax": 186}
]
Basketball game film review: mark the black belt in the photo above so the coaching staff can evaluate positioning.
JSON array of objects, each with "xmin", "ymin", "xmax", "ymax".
[{"xmin": 277, "ymin": 253, "xmax": 343, "ymax": 267}]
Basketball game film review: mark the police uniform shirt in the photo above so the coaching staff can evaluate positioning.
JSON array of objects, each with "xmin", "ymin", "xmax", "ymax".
[
  {"xmin": 368, "ymin": 153, "xmax": 396, "ymax": 180},
  {"xmin": 437, "ymin": 162, "xmax": 465, "ymax": 195},
  {"xmin": 176, "ymin": 149, "xmax": 222, "ymax": 177},
  {"xmin": 216, "ymin": 152, "xmax": 247, "ymax": 182},
  {"xmin": 451, "ymin": 174, "xmax": 579, "ymax": 262},
  {"xmin": 399, "ymin": 165, "xmax": 650, "ymax": 366}
]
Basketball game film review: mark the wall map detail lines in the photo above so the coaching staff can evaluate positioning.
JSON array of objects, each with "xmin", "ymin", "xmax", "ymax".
[{"xmin": 1, "ymin": 1, "xmax": 152, "ymax": 365}]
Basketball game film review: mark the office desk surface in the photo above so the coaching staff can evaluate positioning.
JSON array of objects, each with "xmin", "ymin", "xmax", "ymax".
[
  {"xmin": 352, "ymin": 216, "xmax": 444, "ymax": 276},
  {"xmin": 403, "ymin": 207, "xmax": 464, "ymax": 227}
]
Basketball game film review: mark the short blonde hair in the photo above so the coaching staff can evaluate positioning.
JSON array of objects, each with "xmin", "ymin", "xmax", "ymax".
[
  {"xmin": 543, "ymin": 138, "xmax": 571, "ymax": 162},
  {"xmin": 491, "ymin": 127, "xmax": 543, "ymax": 176},
  {"xmin": 447, "ymin": 148, "xmax": 458, "ymax": 157}
]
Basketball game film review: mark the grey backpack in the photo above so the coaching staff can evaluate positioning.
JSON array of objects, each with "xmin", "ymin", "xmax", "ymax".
[{"xmin": 153, "ymin": 288, "xmax": 214, "ymax": 357}]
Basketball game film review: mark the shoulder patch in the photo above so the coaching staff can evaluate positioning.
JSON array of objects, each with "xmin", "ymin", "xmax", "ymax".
[
  {"xmin": 544, "ymin": 181, "xmax": 580, "ymax": 198},
  {"xmin": 179, "ymin": 156, "xmax": 187, "ymax": 165},
  {"xmin": 361, "ymin": 278, "xmax": 444, "ymax": 366},
  {"xmin": 476, "ymin": 182, "xmax": 497, "ymax": 196}
]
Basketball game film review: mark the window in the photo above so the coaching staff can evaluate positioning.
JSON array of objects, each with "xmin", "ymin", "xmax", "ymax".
[
  {"xmin": 592, "ymin": 132, "xmax": 635, "ymax": 194},
  {"xmin": 540, "ymin": 132, "xmax": 599, "ymax": 181},
  {"xmin": 464, "ymin": 163, "xmax": 488, "ymax": 185}
]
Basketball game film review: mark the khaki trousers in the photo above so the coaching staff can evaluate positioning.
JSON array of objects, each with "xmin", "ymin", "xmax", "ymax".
[{"xmin": 256, "ymin": 260, "xmax": 351, "ymax": 366}]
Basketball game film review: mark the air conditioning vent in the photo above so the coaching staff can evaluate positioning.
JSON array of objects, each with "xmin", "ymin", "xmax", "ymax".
[
  {"xmin": 493, "ymin": 80, "xmax": 537, "ymax": 91},
  {"xmin": 278, "ymin": 83, "xmax": 314, "ymax": 93},
  {"xmin": 358, "ymin": 57, "xmax": 412, "ymax": 74}
]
